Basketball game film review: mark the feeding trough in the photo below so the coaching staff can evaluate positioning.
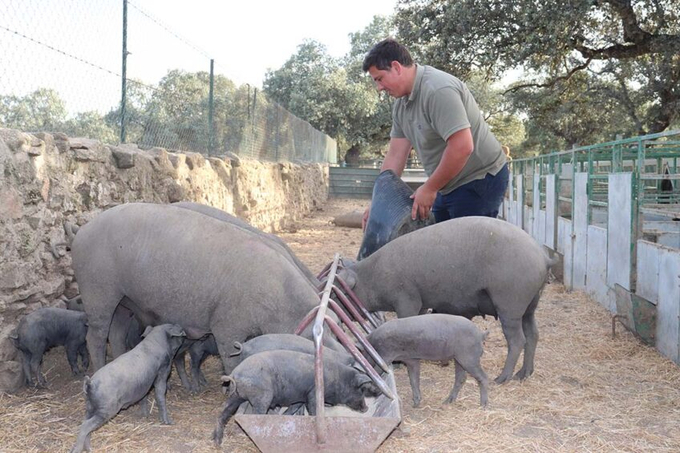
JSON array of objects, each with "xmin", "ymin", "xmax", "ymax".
[{"xmin": 233, "ymin": 254, "xmax": 402, "ymax": 452}]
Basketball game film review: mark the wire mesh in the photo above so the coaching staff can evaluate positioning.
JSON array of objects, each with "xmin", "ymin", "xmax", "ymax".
[{"xmin": 0, "ymin": 0, "xmax": 335, "ymax": 163}]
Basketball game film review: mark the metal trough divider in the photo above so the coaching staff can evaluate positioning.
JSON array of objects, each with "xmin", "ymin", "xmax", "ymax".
[{"xmin": 233, "ymin": 254, "xmax": 402, "ymax": 452}]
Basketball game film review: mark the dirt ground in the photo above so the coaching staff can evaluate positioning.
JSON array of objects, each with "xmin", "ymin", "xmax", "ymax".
[{"xmin": 2, "ymin": 197, "xmax": 680, "ymax": 452}]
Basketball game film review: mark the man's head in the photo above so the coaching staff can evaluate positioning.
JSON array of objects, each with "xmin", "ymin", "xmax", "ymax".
[
  {"xmin": 362, "ymin": 38, "xmax": 413, "ymax": 72},
  {"xmin": 362, "ymin": 38, "xmax": 416, "ymax": 98}
]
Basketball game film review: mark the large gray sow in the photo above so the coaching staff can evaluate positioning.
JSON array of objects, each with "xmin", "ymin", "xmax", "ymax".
[
  {"xmin": 339, "ymin": 216, "xmax": 556, "ymax": 384},
  {"xmin": 230, "ymin": 333, "xmax": 355, "ymax": 367},
  {"xmin": 71, "ymin": 203, "xmax": 330, "ymax": 373},
  {"xmin": 105, "ymin": 201, "xmax": 320, "ymax": 362},
  {"xmin": 10, "ymin": 307, "xmax": 89, "ymax": 387},
  {"xmin": 66, "ymin": 295, "xmax": 143, "ymax": 353},
  {"xmin": 70, "ymin": 324, "xmax": 186, "ymax": 453},
  {"xmin": 367, "ymin": 314, "xmax": 489, "ymax": 407},
  {"xmin": 212, "ymin": 350, "xmax": 380, "ymax": 446},
  {"xmin": 172, "ymin": 201, "xmax": 320, "ymax": 285}
]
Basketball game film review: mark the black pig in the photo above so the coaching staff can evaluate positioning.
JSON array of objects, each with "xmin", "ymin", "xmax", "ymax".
[
  {"xmin": 10, "ymin": 307, "xmax": 89, "ymax": 387},
  {"xmin": 70, "ymin": 324, "xmax": 185, "ymax": 453},
  {"xmin": 213, "ymin": 350, "xmax": 379, "ymax": 446}
]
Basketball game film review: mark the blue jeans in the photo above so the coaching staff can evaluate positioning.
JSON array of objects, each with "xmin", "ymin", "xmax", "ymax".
[{"xmin": 432, "ymin": 164, "xmax": 509, "ymax": 222}]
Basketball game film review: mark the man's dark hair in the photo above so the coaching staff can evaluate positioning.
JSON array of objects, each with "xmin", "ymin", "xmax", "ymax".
[{"xmin": 362, "ymin": 38, "xmax": 414, "ymax": 72}]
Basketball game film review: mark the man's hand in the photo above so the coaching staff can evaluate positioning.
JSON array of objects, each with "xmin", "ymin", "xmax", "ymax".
[
  {"xmin": 361, "ymin": 206, "xmax": 371, "ymax": 231},
  {"xmin": 410, "ymin": 184, "xmax": 437, "ymax": 220}
]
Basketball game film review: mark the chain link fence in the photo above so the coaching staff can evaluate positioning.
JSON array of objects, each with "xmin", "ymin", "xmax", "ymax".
[{"xmin": 0, "ymin": 0, "xmax": 336, "ymax": 163}]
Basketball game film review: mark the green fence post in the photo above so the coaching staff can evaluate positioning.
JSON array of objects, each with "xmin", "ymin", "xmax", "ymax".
[
  {"xmin": 120, "ymin": 0, "xmax": 128, "ymax": 144},
  {"xmin": 208, "ymin": 59, "xmax": 215, "ymax": 156}
]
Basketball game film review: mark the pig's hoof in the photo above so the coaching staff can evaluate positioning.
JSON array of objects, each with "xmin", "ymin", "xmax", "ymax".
[
  {"xmin": 212, "ymin": 429, "xmax": 224, "ymax": 446},
  {"xmin": 494, "ymin": 374, "xmax": 511, "ymax": 385},
  {"xmin": 411, "ymin": 400, "xmax": 421, "ymax": 408},
  {"xmin": 512, "ymin": 368, "xmax": 532, "ymax": 381},
  {"xmin": 188, "ymin": 385, "xmax": 201, "ymax": 395}
]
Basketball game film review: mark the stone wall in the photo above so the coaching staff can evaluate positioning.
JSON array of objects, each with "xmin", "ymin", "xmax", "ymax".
[{"xmin": 0, "ymin": 128, "xmax": 329, "ymax": 391}]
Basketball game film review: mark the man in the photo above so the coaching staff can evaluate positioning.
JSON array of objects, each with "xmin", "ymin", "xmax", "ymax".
[{"xmin": 362, "ymin": 38, "xmax": 508, "ymax": 228}]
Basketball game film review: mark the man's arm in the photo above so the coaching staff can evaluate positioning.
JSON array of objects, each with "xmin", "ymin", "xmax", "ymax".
[
  {"xmin": 380, "ymin": 137, "xmax": 412, "ymax": 175},
  {"xmin": 362, "ymin": 137, "xmax": 412, "ymax": 230},
  {"xmin": 410, "ymin": 128, "xmax": 474, "ymax": 220}
]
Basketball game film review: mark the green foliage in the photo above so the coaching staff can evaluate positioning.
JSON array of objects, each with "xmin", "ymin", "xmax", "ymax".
[
  {"xmin": 107, "ymin": 71, "xmax": 237, "ymax": 153},
  {"xmin": 0, "ymin": 88, "xmax": 67, "ymax": 132},
  {"xmin": 462, "ymin": 72, "xmax": 526, "ymax": 156},
  {"xmin": 263, "ymin": 18, "xmax": 396, "ymax": 163},
  {"xmin": 395, "ymin": 0, "xmax": 680, "ymax": 151},
  {"xmin": 0, "ymin": 88, "xmax": 118, "ymax": 143},
  {"xmin": 1, "ymin": 73, "xmax": 253, "ymax": 155},
  {"xmin": 62, "ymin": 111, "xmax": 117, "ymax": 143},
  {"xmin": 487, "ymin": 114, "xmax": 526, "ymax": 157},
  {"xmin": 508, "ymin": 71, "xmax": 638, "ymax": 154},
  {"xmin": 102, "ymin": 71, "xmax": 251, "ymax": 154}
]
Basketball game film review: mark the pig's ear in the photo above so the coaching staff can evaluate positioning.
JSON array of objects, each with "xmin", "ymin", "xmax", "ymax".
[
  {"xmin": 339, "ymin": 257, "xmax": 356, "ymax": 268},
  {"xmin": 8, "ymin": 332, "xmax": 19, "ymax": 346},
  {"xmin": 357, "ymin": 376, "xmax": 381, "ymax": 397},
  {"xmin": 169, "ymin": 325, "xmax": 186, "ymax": 337},
  {"xmin": 337, "ymin": 268, "xmax": 358, "ymax": 289},
  {"xmin": 351, "ymin": 361, "xmax": 367, "ymax": 375},
  {"xmin": 141, "ymin": 326, "xmax": 154, "ymax": 338},
  {"xmin": 355, "ymin": 372, "xmax": 373, "ymax": 389}
]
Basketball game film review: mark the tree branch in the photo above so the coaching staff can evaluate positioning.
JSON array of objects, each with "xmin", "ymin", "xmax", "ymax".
[
  {"xmin": 504, "ymin": 57, "xmax": 594, "ymax": 94},
  {"xmin": 604, "ymin": 0, "xmax": 651, "ymax": 43},
  {"xmin": 571, "ymin": 34, "xmax": 680, "ymax": 60}
]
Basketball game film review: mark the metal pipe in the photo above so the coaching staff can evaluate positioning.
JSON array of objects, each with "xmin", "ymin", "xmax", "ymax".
[
  {"xmin": 323, "ymin": 314, "xmax": 395, "ymax": 400},
  {"xmin": 311, "ymin": 253, "xmax": 342, "ymax": 444},
  {"xmin": 330, "ymin": 286, "xmax": 372, "ymax": 333},
  {"xmin": 326, "ymin": 299, "xmax": 390, "ymax": 374},
  {"xmin": 294, "ymin": 306, "xmax": 318, "ymax": 336},
  {"xmin": 316, "ymin": 261, "xmax": 332, "ymax": 280},
  {"xmin": 335, "ymin": 275, "xmax": 382, "ymax": 328}
]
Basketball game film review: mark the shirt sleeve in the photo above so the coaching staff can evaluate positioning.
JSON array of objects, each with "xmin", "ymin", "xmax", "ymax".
[
  {"xmin": 430, "ymin": 86, "xmax": 470, "ymax": 141},
  {"xmin": 389, "ymin": 101, "xmax": 406, "ymax": 139}
]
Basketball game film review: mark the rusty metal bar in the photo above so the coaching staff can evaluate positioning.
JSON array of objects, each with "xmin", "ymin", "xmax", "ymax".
[
  {"xmin": 294, "ymin": 306, "xmax": 319, "ymax": 336},
  {"xmin": 312, "ymin": 333, "xmax": 326, "ymax": 444},
  {"xmin": 326, "ymin": 299, "xmax": 390, "ymax": 374},
  {"xmin": 335, "ymin": 275, "xmax": 382, "ymax": 328},
  {"xmin": 316, "ymin": 261, "xmax": 332, "ymax": 280},
  {"xmin": 310, "ymin": 254, "xmax": 343, "ymax": 445},
  {"xmin": 612, "ymin": 314, "xmax": 628, "ymax": 339},
  {"xmin": 330, "ymin": 285, "xmax": 372, "ymax": 334},
  {"xmin": 323, "ymin": 314, "xmax": 395, "ymax": 400},
  {"xmin": 296, "ymin": 298, "xmax": 393, "ymax": 399}
]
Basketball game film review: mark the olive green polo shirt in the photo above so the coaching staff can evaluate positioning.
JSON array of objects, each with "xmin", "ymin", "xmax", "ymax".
[{"xmin": 390, "ymin": 65, "xmax": 506, "ymax": 194}]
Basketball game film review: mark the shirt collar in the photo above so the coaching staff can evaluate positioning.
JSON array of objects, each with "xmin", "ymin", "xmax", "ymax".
[{"xmin": 405, "ymin": 64, "xmax": 424, "ymax": 104}]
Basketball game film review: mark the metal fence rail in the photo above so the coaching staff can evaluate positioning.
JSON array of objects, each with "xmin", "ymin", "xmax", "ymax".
[
  {"xmin": 510, "ymin": 130, "xmax": 680, "ymax": 227},
  {"xmin": 0, "ymin": 0, "xmax": 336, "ymax": 163},
  {"xmin": 502, "ymin": 130, "xmax": 680, "ymax": 365}
]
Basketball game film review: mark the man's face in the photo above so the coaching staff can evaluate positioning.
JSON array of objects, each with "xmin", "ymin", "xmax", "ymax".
[{"xmin": 368, "ymin": 62, "xmax": 403, "ymax": 98}]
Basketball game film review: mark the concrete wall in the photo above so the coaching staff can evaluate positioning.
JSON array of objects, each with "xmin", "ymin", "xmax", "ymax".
[{"xmin": 0, "ymin": 128, "xmax": 329, "ymax": 391}]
